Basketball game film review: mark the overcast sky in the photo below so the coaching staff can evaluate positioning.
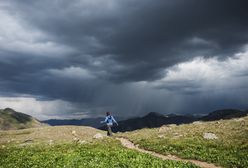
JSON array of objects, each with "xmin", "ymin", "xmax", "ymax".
[{"xmin": 0, "ymin": 0, "xmax": 248, "ymax": 120}]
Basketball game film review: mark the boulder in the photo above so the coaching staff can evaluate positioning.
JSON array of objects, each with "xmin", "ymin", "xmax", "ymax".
[
  {"xmin": 158, "ymin": 126, "xmax": 171, "ymax": 133},
  {"xmin": 48, "ymin": 140, "xmax": 54, "ymax": 145},
  {"xmin": 192, "ymin": 121, "xmax": 202, "ymax": 125},
  {"xmin": 93, "ymin": 133, "xmax": 104, "ymax": 139},
  {"xmin": 79, "ymin": 140, "xmax": 87, "ymax": 144},
  {"xmin": 158, "ymin": 134, "xmax": 164, "ymax": 138},
  {"xmin": 203, "ymin": 133, "xmax": 218, "ymax": 140}
]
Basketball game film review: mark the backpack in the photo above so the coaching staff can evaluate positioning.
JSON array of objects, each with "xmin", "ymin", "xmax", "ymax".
[{"xmin": 107, "ymin": 116, "xmax": 112, "ymax": 123}]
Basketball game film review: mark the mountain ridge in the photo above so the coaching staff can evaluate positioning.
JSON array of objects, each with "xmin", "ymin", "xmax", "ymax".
[
  {"xmin": 0, "ymin": 108, "xmax": 44, "ymax": 130},
  {"xmin": 99, "ymin": 109, "xmax": 248, "ymax": 132},
  {"xmin": 1, "ymin": 108, "xmax": 247, "ymax": 131}
]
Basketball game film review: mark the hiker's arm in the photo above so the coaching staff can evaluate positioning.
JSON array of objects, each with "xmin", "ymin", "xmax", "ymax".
[
  {"xmin": 112, "ymin": 116, "xmax": 118, "ymax": 125},
  {"xmin": 100, "ymin": 117, "xmax": 108, "ymax": 123}
]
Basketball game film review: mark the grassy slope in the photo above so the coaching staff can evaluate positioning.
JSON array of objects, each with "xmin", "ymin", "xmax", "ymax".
[
  {"xmin": 0, "ymin": 109, "xmax": 43, "ymax": 130},
  {"xmin": 0, "ymin": 126, "xmax": 105, "ymax": 145},
  {"xmin": 0, "ymin": 126, "xmax": 199, "ymax": 168},
  {"xmin": 121, "ymin": 116, "xmax": 248, "ymax": 168}
]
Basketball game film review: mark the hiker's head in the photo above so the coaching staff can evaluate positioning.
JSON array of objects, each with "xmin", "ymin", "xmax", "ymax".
[{"xmin": 106, "ymin": 112, "xmax": 110, "ymax": 116}]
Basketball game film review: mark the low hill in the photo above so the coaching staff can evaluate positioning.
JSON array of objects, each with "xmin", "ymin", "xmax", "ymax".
[{"xmin": 0, "ymin": 108, "xmax": 44, "ymax": 130}]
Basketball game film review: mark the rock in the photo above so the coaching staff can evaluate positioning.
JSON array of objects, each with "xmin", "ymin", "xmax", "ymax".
[
  {"xmin": 173, "ymin": 135, "xmax": 183, "ymax": 139},
  {"xmin": 234, "ymin": 118, "xmax": 244, "ymax": 122},
  {"xmin": 168, "ymin": 124, "xmax": 177, "ymax": 127},
  {"xmin": 192, "ymin": 121, "xmax": 202, "ymax": 125},
  {"xmin": 158, "ymin": 134, "xmax": 164, "ymax": 138},
  {"xmin": 73, "ymin": 137, "xmax": 79, "ymax": 141},
  {"xmin": 158, "ymin": 126, "xmax": 171, "ymax": 133},
  {"xmin": 203, "ymin": 133, "xmax": 218, "ymax": 140},
  {"xmin": 24, "ymin": 139, "xmax": 33, "ymax": 143},
  {"xmin": 79, "ymin": 140, "xmax": 87, "ymax": 144},
  {"xmin": 93, "ymin": 133, "xmax": 104, "ymax": 139},
  {"xmin": 72, "ymin": 130, "xmax": 77, "ymax": 136},
  {"xmin": 48, "ymin": 140, "xmax": 53, "ymax": 145}
]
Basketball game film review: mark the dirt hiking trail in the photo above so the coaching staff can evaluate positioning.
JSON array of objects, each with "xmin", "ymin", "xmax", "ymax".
[{"xmin": 116, "ymin": 137, "xmax": 222, "ymax": 168}]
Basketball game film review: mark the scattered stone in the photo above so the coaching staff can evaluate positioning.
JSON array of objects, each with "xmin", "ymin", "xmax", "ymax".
[
  {"xmin": 93, "ymin": 133, "xmax": 104, "ymax": 139},
  {"xmin": 72, "ymin": 130, "xmax": 77, "ymax": 135},
  {"xmin": 158, "ymin": 126, "xmax": 171, "ymax": 133},
  {"xmin": 48, "ymin": 140, "xmax": 54, "ymax": 145},
  {"xmin": 78, "ymin": 140, "xmax": 87, "ymax": 144},
  {"xmin": 234, "ymin": 118, "xmax": 245, "ymax": 122},
  {"xmin": 173, "ymin": 135, "xmax": 183, "ymax": 139},
  {"xmin": 168, "ymin": 124, "xmax": 177, "ymax": 127},
  {"xmin": 19, "ymin": 142, "xmax": 32, "ymax": 147},
  {"xmin": 73, "ymin": 137, "xmax": 80, "ymax": 142},
  {"xmin": 1, "ymin": 145, "xmax": 5, "ymax": 148},
  {"xmin": 193, "ymin": 121, "xmax": 202, "ymax": 125},
  {"xmin": 203, "ymin": 133, "xmax": 218, "ymax": 140},
  {"xmin": 24, "ymin": 139, "xmax": 33, "ymax": 143},
  {"xmin": 158, "ymin": 134, "xmax": 164, "ymax": 138}
]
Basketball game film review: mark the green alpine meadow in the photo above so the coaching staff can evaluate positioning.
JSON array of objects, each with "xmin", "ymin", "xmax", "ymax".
[
  {"xmin": 0, "ymin": 139, "xmax": 198, "ymax": 168},
  {"xmin": 1, "ymin": 115, "xmax": 247, "ymax": 168}
]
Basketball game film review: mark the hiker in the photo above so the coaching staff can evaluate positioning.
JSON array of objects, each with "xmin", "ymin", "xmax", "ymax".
[{"xmin": 101, "ymin": 112, "xmax": 118, "ymax": 136}]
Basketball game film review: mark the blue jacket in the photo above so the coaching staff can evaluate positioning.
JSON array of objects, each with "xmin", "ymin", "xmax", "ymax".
[{"xmin": 102, "ymin": 115, "xmax": 118, "ymax": 126}]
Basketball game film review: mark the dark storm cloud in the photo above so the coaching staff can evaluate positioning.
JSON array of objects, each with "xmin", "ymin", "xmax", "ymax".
[
  {"xmin": 0, "ymin": 0, "xmax": 248, "ymax": 118},
  {"xmin": 5, "ymin": 0, "xmax": 248, "ymax": 81}
]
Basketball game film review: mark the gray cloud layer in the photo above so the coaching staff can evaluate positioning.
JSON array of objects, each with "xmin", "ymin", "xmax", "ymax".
[{"xmin": 0, "ymin": 0, "xmax": 248, "ymax": 118}]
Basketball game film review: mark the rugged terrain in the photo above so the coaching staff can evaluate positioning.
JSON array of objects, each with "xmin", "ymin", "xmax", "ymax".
[
  {"xmin": 0, "ymin": 126, "xmax": 197, "ymax": 168},
  {"xmin": 120, "ymin": 116, "xmax": 248, "ymax": 168},
  {"xmin": 0, "ymin": 109, "xmax": 247, "ymax": 168}
]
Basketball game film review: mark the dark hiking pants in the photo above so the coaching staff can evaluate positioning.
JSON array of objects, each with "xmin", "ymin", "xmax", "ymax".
[{"xmin": 107, "ymin": 124, "xmax": 113, "ymax": 136}]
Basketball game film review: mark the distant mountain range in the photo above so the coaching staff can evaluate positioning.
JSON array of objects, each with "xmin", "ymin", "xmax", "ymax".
[
  {"xmin": 99, "ymin": 109, "xmax": 248, "ymax": 132},
  {"xmin": 0, "ymin": 108, "xmax": 44, "ymax": 130},
  {"xmin": 1, "ymin": 108, "xmax": 247, "ymax": 132},
  {"xmin": 99, "ymin": 112, "xmax": 196, "ymax": 132},
  {"xmin": 42, "ymin": 109, "xmax": 248, "ymax": 132},
  {"xmin": 42, "ymin": 118, "xmax": 103, "ymax": 128}
]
